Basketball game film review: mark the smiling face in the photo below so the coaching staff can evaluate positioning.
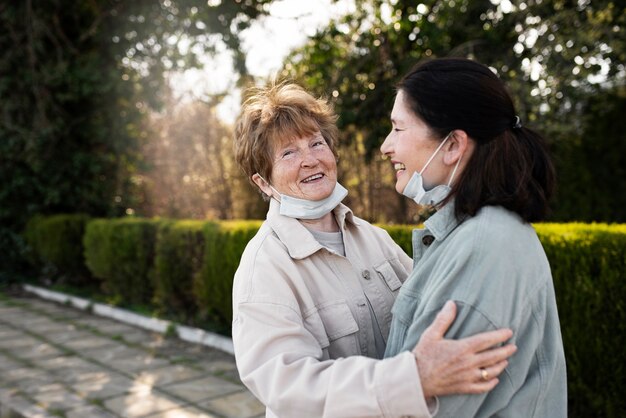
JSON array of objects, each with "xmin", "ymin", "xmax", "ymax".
[
  {"xmin": 380, "ymin": 90, "xmax": 450, "ymax": 194},
  {"xmin": 263, "ymin": 131, "xmax": 337, "ymax": 201}
]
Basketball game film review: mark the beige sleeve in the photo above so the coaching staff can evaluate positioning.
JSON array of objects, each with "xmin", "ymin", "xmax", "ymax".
[{"xmin": 233, "ymin": 300, "xmax": 432, "ymax": 418}]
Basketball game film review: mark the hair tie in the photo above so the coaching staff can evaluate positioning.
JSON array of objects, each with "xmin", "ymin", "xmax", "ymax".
[{"xmin": 512, "ymin": 116, "xmax": 523, "ymax": 130}]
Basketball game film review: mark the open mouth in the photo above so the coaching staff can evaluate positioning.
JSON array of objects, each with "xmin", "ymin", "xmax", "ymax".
[
  {"xmin": 302, "ymin": 173, "xmax": 324, "ymax": 183},
  {"xmin": 393, "ymin": 162, "xmax": 406, "ymax": 172}
]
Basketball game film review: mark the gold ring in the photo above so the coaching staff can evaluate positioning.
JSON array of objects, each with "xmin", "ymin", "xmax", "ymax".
[{"xmin": 480, "ymin": 368, "xmax": 489, "ymax": 381}]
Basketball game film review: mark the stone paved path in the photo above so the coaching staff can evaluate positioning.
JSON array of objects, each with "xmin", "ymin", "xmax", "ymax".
[{"xmin": 0, "ymin": 291, "xmax": 264, "ymax": 418}]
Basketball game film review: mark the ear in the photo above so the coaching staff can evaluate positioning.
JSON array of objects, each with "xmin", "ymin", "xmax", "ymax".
[
  {"xmin": 252, "ymin": 173, "xmax": 273, "ymax": 197},
  {"xmin": 442, "ymin": 130, "xmax": 472, "ymax": 166}
]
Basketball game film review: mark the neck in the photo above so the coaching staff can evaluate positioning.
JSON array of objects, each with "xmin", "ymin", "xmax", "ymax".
[{"xmin": 299, "ymin": 212, "xmax": 340, "ymax": 232}]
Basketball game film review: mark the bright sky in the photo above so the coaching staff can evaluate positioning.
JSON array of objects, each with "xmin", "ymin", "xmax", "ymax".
[{"xmin": 170, "ymin": 0, "xmax": 355, "ymax": 124}]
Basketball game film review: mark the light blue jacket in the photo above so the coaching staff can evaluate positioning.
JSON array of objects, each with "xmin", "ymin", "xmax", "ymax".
[{"xmin": 385, "ymin": 203, "xmax": 567, "ymax": 417}]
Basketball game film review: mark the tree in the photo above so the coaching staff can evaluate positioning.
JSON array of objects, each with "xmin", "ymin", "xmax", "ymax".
[
  {"xmin": 280, "ymin": 0, "xmax": 625, "ymax": 223},
  {"xmin": 137, "ymin": 97, "xmax": 267, "ymax": 220},
  {"xmin": 0, "ymin": 0, "xmax": 275, "ymax": 279}
]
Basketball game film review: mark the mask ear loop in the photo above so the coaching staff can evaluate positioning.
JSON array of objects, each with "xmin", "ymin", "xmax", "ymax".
[
  {"xmin": 446, "ymin": 154, "xmax": 462, "ymax": 187},
  {"xmin": 419, "ymin": 132, "xmax": 453, "ymax": 175},
  {"xmin": 256, "ymin": 174, "xmax": 281, "ymax": 202}
]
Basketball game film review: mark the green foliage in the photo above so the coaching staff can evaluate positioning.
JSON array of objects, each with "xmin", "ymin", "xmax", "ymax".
[
  {"xmin": 26, "ymin": 211, "xmax": 626, "ymax": 416},
  {"xmin": 281, "ymin": 0, "xmax": 625, "ymax": 222},
  {"xmin": 83, "ymin": 218, "xmax": 159, "ymax": 306},
  {"xmin": 23, "ymin": 214, "xmax": 91, "ymax": 285},
  {"xmin": 535, "ymin": 223, "xmax": 626, "ymax": 417},
  {"xmin": 154, "ymin": 220, "xmax": 207, "ymax": 321},
  {"xmin": 379, "ymin": 224, "xmax": 414, "ymax": 256},
  {"xmin": 0, "ymin": 0, "xmax": 275, "ymax": 279},
  {"xmin": 194, "ymin": 220, "xmax": 262, "ymax": 328}
]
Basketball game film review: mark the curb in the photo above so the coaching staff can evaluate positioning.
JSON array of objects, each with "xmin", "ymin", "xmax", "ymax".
[{"xmin": 22, "ymin": 284, "xmax": 234, "ymax": 355}]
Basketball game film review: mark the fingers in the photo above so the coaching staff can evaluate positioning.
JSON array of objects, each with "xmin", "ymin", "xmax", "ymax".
[
  {"xmin": 423, "ymin": 300, "xmax": 457, "ymax": 340},
  {"xmin": 463, "ymin": 328, "xmax": 514, "ymax": 352},
  {"xmin": 475, "ymin": 343, "xmax": 517, "ymax": 369},
  {"xmin": 465, "ymin": 377, "xmax": 500, "ymax": 394}
]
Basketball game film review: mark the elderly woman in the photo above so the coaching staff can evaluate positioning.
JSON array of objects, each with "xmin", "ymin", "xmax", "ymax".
[
  {"xmin": 381, "ymin": 58, "xmax": 567, "ymax": 416},
  {"xmin": 232, "ymin": 82, "xmax": 516, "ymax": 418}
]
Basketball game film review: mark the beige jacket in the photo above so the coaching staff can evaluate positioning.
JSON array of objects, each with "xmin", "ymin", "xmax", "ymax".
[{"xmin": 232, "ymin": 200, "xmax": 433, "ymax": 418}]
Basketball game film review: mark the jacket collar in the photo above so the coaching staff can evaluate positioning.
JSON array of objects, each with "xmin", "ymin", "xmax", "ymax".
[
  {"xmin": 423, "ymin": 200, "xmax": 463, "ymax": 242},
  {"xmin": 266, "ymin": 198, "xmax": 360, "ymax": 259}
]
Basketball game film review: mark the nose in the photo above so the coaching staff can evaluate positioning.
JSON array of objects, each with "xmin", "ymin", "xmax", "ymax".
[
  {"xmin": 380, "ymin": 131, "xmax": 393, "ymax": 158},
  {"xmin": 300, "ymin": 148, "xmax": 319, "ymax": 167}
]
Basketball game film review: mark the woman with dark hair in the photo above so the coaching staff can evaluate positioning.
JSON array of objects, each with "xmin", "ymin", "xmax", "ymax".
[
  {"xmin": 381, "ymin": 58, "xmax": 567, "ymax": 417},
  {"xmin": 232, "ymin": 81, "xmax": 518, "ymax": 417}
]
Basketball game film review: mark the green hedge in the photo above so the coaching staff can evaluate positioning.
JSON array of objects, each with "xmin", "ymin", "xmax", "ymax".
[
  {"xmin": 154, "ymin": 220, "xmax": 207, "ymax": 321},
  {"xmin": 535, "ymin": 223, "xmax": 626, "ymax": 417},
  {"xmin": 194, "ymin": 220, "xmax": 262, "ymax": 329},
  {"xmin": 83, "ymin": 218, "xmax": 160, "ymax": 306},
  {"xmin": 23, "ymin": 214, "xmax": 626, "ymax": 417},
  {"xmin": 23, "ymin": 214, "xmax": 91, "ymax": 285}
]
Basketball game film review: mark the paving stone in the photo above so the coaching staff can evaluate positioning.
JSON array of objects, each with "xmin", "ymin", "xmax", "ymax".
[
  {"xmin": 199, "ymin": 390, "xmax": 265, "ymax": 418},
  {"xmin": 1, "ymin": 292, "xmax": 257, "ymax": 418},
  {"xmin": 82, "ymin": 345, "xmax": 147, "ymax": 362},
  {"xmin": 161, "ymin": 375, "xmax": 242, "ymax": 403},
  {"xmin": 1, "ymin": 366, "xmax": 53, "ymax": 384},
  {"xmin": 0, "ymin": 306, "xmax": 25, "ymax": 317},
  {"xmin": 22, "ymin": 382, "xmax": 69, "ymax": 397},
  {"xmin": 1, "ymin": 313, "xmax": 52, "ymax": 329},
  {"xmin": 146, "ymin": 406, "xmax": 218, "ymax": 417},
  {"xmin": 44, "ymin": 328, "xmax": 91, "ymax": 344},
  {"xmin": 23, "ymin": 320, "xmax": 74, "ymax": 334},
  {"xmin": 65, "ymin": 404, "xmax": 119, "ymax": 418},
  {"xmin": 0, "ymin": 335, "xmax": 41, "ymax": 351},
  {"xmin": 0, "ymin": 389, "xmax": 50, "ymax": 418},
  {"xmin": 34, "ymin": 355, "xmax": 102, "ymax": 384},
  {"xmin": 0, "ymin": 327, "xmax": 21, "ymax": 340},
  {"xmin": 104, "ymin": 391, "xmax": 185, "ymax": 418},
  {"xmin": 73, "ymin": 316, "xmax": 135, "ymax": 331},
  {"xmin": 135, "ymin": 364, "xmax": 207, "ymax": 387},
  {"xmin": 10, "ymin": 341, "xmax": 64, "ymax": 361},
  {"xmin": 63, "ymin": 335, "xmax": 119, "ymax": 351},
  {"xmin": 201, "ymin": 361, "xmax": 238, "ymax": 375},
  {"xmin": 83, "ymin": 345, "xmax": 170, "ymax": 374},
  {"xmin": 70, "ymin": 371, "xmax": 141, "ymax": 400},
  {"xmin": 0, "ymin": 354, "xmax": 22, "ymax": 372},
  {"xmin": 12, "ymin": 376, "xmax": 60, "ymax": 394},
  {"xmin": 115, "ymin": 329, "xmax": 155, "ymax": 345},
  {"xmin": 19, "ymin": 299, "xmax": 63, "ymax": 311},
  {"xmin": 30, "ymin": 386, "xmax": 85, "ymax": 411}
]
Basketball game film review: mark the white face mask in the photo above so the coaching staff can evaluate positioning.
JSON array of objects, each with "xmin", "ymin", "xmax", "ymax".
[
  {"xmin": 258, "ymin": 176, "xmax": 348, "ymax": 220},
  {"xmin": 402, "ymin": 132, "xmax": 462, "ymax": 206}
]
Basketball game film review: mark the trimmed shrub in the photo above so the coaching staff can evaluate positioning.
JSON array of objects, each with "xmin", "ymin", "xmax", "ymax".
[
  {"xmin": 23, "ymin": 214, "xmax": 91, "ymax": 285},
  {"xmin": 83, "ymin": 217, "xmax": 160, "ymax": 306},
  {"xmin": 154, "ymin": 220, "xmax": 208, "ymax": 321},
  {"xmin": 194, "ymin": 220, "xmax": 262, "ymax": 330},
  {"xmin": 379, "ymin": 224, "xmax": 414, "ymax": 256},
  {"xmin": 535, "ymin": 223, "xmax": 626, "ymax": 417},
  {"xmin": 23, "ymin": 212, "xmax": 626, "ymax": 417}
]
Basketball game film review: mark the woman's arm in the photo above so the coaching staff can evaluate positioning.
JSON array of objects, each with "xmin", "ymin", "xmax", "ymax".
[{"xmin": 233, "ymin": 299, "xmax": 516, "ymax": 418}]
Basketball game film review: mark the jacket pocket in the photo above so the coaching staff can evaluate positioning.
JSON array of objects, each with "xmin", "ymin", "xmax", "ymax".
[
  {"xmin": 303, "ymin": 300, "xmax": 359, "ymax": 356},
  {"xmin": 374, "ymin": 260, "xmax": 403, "ymax": 292}
]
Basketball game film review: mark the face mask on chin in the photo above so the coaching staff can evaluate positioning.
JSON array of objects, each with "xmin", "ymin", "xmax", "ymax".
[
  {"xmin": 401, "ymin": 132, "xmax": 462, "ymax": 207},
  {"xmin": 257, "ymin": 175, "xmax": 348, "ymax": 220}
]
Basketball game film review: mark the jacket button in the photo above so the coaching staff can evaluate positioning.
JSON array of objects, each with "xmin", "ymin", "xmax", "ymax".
[
  {"xmin": 362, "ymin": 270, "xmax": 371, "ymax": 280},
  {"xmin": 422, "ymin": 235, "xmax": 435, "ymax": 246}
]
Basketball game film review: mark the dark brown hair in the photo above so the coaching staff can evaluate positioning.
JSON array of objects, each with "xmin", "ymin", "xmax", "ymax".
[{"xmin": 398, "ymin": 58, "xmax": 555, "ymax": 222}]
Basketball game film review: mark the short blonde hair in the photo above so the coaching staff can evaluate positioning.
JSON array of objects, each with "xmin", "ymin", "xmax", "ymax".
[{"xmin": 234, "ymin": 82, "xmax": 338, "ymax": 185}]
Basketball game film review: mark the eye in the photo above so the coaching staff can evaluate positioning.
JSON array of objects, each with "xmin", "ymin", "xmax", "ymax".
[
  {"xmin": 281, "ymin": 149, "xmax": 294, "ymax": 158},
  {"xmin": 312, "ymin": 140, "xmax": 326, "ymax": 147}
]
